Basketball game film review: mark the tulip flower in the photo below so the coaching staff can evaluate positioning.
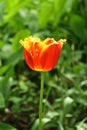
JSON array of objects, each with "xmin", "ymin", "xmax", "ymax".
[
  {"xmin": 20, "ymin": 36, "xmax": 66, "ymax": 130},
  {"xmin": 20, "ymin": 36, "xmax": 66, "ymax": 72}
]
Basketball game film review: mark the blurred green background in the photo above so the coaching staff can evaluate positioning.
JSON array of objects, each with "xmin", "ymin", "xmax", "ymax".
[{"xmin": 0, "ymin": 0, "xmax": 87, "ymax": 130}]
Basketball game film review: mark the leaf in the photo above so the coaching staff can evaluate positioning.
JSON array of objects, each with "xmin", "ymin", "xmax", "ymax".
[
  {"xmin": 64, "ymin": 0, "xmax": 75, "ymax": 12},
  {"xmin": 0, "ymin": 40, "xmax": 4, "ymax": 48},
  {"xmin": 78, "ymin": 92, "xmax": 87, "ymax": 106},
  {"xmin": 31, "ymin": 119, "xmax": 39, "ymax": 130},
  {"xmin": 0, "ymin": 65, "xmax": 10, "ymax": 75},
  {"xmin": 63, "ymin": 96, "xmax": 74, "ymax": 114},
  {"xmin": 38, "ymin": 1, "xmax": 53, "ymax": 28},
  {"xmin": 31, "ymin": 111, "xmax": 59, "ymax": 130},
  {"xmin": 76, "ymin": 121, "xmax": 87, "ymax": 130},
  {"xmin": 53, "ymin": 0, "xmax": 69, "ymax": 27},
  {"xmin": 12, "ymin": 29, "xmax": 31, "ymax": 52},
  {"xmin": 6, "ymin": 49, "xmax": 23, "ymax": 65},
  {"xmin": 0, "ymin": 122, "xmax": 17, "ymax": 130},
  {"xmin": 4, "ymin": 0, "xmax": 29, "ymax": 22},
  {"xmin": 0, "ymin": 93, "xmax": 5, "ymax": 108},
  {"xmin": 0, "ymin": 1, "xmax": 5, "ymax": 26},
  {"xmin": 0, "ymin": 67, "xmax": 15, "ymax": 98},
  {"xmin": 69, "ymin": 14, "xmax": 87, "ymax": 40}
]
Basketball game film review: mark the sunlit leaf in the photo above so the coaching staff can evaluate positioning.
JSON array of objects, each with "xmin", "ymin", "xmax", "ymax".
[{"xmin": 0, "ymin": 122, "xmax": 17, "ymax": 130}]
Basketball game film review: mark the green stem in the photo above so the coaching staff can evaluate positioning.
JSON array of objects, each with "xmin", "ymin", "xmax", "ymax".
[{"xmin": 39, "ymin": 72, "xmax": 44, "ymax": 130}]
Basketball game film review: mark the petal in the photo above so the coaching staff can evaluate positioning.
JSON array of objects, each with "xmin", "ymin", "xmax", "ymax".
[
  {"xmin": 24, "ymin": 49, "xmax": 34, "ymax": 70},
  {"xmin": 40, "ymin": 43, "xmax": 62, "ymax": 71},
  {"xmin": 20, "ymin": 36, "xmax": 32, "ymax": 51},
  {"xmin": 19, "ymin": 36, "xmax": 41, "ymax": 52},
  {"xmin": 31, "ymin": 41, "xmax": 42, "ymax": 71},
  {"xmin": 43, "ymin": 38, "xmax": 56, "ymax": 45}
]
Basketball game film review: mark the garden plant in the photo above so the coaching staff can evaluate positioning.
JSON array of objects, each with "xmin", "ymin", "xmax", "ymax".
[{"xmin": 0, "ymin": 0, "xmax": 87, "ymax": 130}]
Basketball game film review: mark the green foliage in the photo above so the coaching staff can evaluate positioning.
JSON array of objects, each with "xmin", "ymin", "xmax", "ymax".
[
  {"xmin": 12, "ymin": 29, "xmax": 31, "ymax": 52},
  {"xmin": 0, "ymin": 93, "xmax": 5, "ymax": 108},
  {"xmin": 0, "ymin": 0, "xmax": 87, "ymax": 130},
  {"xmin": 0, "ymin": 122, "xmax": 17, "ymax": 130}
]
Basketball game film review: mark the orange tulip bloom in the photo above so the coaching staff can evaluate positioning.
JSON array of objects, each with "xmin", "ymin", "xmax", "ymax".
[{"xmin": 20, "ymin": 36, "xmax": 66, "ymax": 72}]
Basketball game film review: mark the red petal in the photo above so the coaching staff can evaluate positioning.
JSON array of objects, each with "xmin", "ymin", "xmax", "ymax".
[
  {"xmin": 40, "ymin": 43, "xmax": 62, "ymax": 71},
  {"xmin": 24, "ymin": 49, "xmax": 34, "ymax": 70},
  {"xmin": 31, "ymin": 42, "xmax": 42, "ymax": 71}
]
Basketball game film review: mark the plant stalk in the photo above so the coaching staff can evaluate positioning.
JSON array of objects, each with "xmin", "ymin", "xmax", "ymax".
[{"xmin": 39, "ymin": 72, "xmax": 44, "ymax": 130}]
